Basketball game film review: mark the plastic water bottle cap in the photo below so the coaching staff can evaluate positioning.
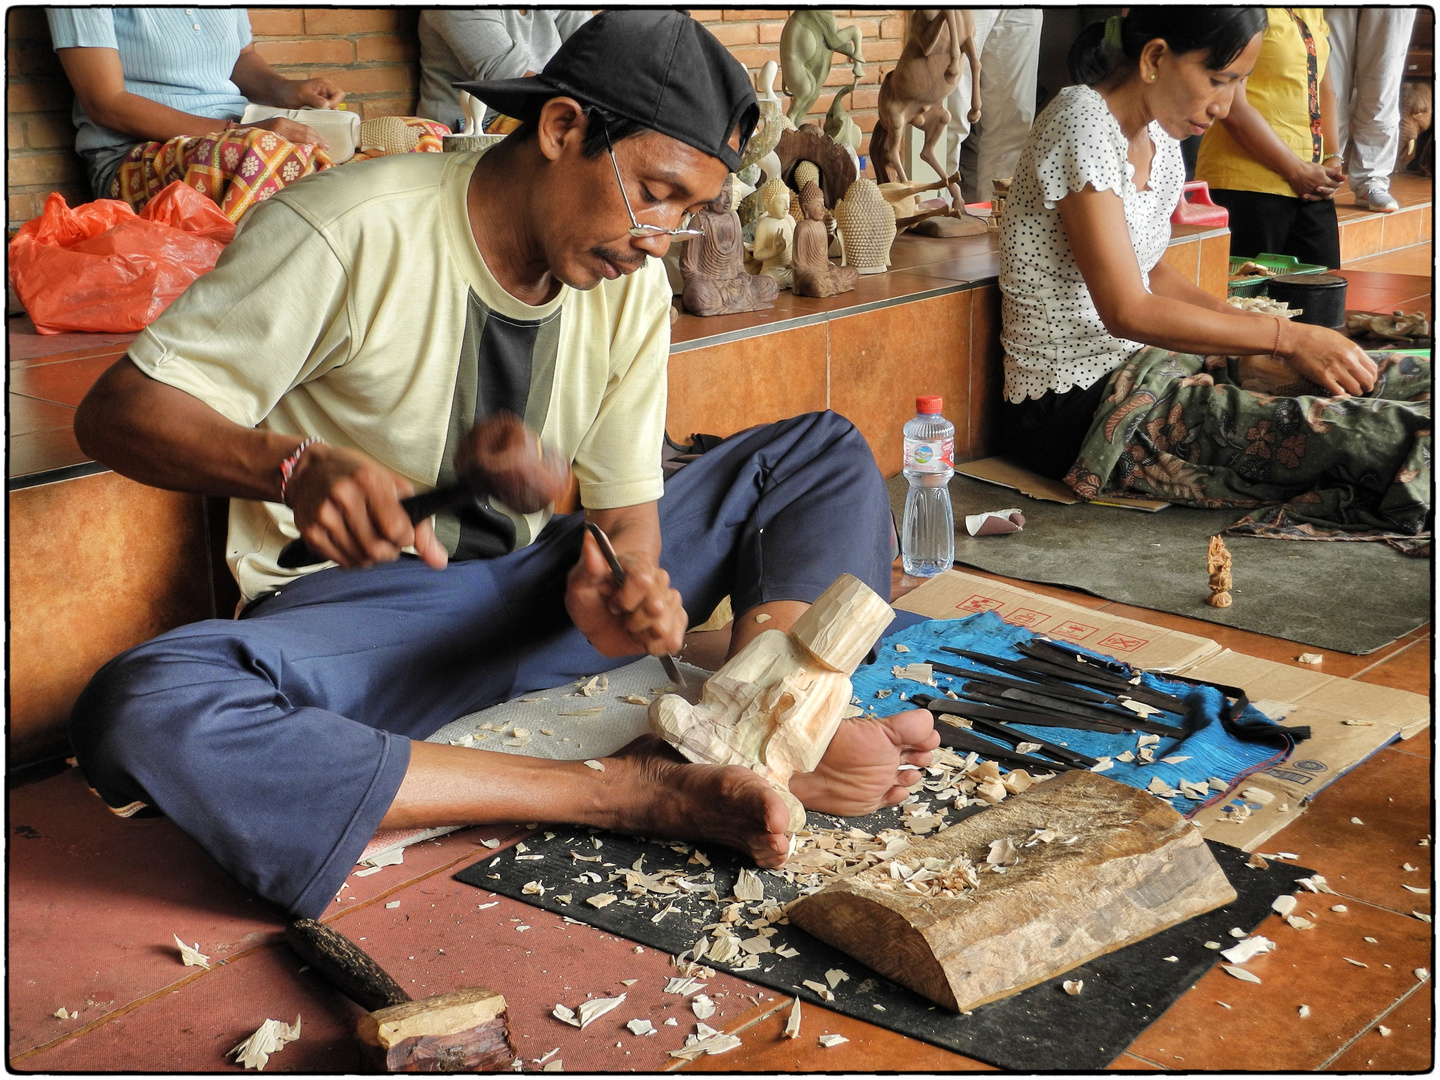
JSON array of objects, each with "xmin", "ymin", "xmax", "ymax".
[{"xmin": 915, "ymin": 395, "xmax": 943, "ymax": 414}]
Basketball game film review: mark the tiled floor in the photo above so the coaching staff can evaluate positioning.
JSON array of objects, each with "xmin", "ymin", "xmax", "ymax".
[
  {"xmin": 7, "ymin": 553, "xmax": 1430, "ymax": 1074},
  {"xmin": 7, "ymin": 172, "xmax": 1432, "ymax": 1074}
]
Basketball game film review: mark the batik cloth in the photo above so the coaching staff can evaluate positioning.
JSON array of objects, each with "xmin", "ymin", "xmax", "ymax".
[
  {"xmin": 111, "ymin": 127, "xmax": 335, "ymax": 223},
  {"xmin": 1065, "ymin": 347, "xmax": 1432, "ymax": 555}
]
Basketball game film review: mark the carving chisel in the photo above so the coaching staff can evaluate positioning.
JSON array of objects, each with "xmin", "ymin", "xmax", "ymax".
[
  {"xmin": 585, "ymin": 522, "xmax": 687, "ymax": 689},
  {"xmin": 1018, "ymin": 640, "xmax": 1189, "ymax": 712},
  {"xmin": 931, "ymin": 719, "xmax": 1077, "ymax": 772},
  {"xmin": 912, "ymin": 694, "xmax": 1097, "ymax": 769}
]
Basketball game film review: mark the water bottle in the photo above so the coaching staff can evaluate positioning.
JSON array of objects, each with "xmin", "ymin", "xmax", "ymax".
[{"xmin": 901, "ymin": 395, "xmax": 955, "ymax": 577}]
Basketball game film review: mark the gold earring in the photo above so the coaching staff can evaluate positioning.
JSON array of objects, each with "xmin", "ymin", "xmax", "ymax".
[{"xmin": 1148, "ymin": 73, "xmax": 1157, "ymax": 81}]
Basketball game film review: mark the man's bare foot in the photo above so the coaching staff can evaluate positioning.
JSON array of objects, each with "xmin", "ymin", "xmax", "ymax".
[
  {"xmin": 605, "ymin": 735, "xmax": 795, "ymax": 867},
  {"xmin": 787, "ymin": 709, "xmax": 939, "ymax": 818}
]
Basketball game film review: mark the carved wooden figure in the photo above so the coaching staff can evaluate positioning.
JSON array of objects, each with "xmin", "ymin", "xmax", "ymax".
[
  {"xmin": 823, "ymin": 75, "xmax": 863, "ymax": 153},
  {"xmin": 779, "ymin": 10, "xmax": 866, "ymax": 126},
  {"xmin": 647, "ymin": 574, "xmax": 893, "ymax": 833},
  {"xmin": 750, "ymin": 179, "xmax": 796, "ymax": 289},
  {"xmin": 680, "ymin": 177, "xmax": 780, "ymax": 317},
  {"xmin": 791, "ymin": 182, "xmax": 858, "ymax": 298},
  {"xmin": 834, "ymin": 178, "xmax": 897, "ymax": 274},
  {"xmin": 869, "ymin": 9, "xmax": 982, "ymax": 208},
  {"xmin": 1205, "ymin": 534, "xmax": 1233, "ymax": 608}
]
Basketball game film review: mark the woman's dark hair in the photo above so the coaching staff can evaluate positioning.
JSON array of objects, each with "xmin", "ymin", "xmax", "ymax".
[
  {"xmin": 506, "ymin": 104, "xmax": 651, "ymax": 160},
  {"xmin": 1068, "ymin": 8, "xmax": 1268, "ymax": 86}
]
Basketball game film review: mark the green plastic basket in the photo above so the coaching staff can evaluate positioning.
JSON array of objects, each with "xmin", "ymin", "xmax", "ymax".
[{"xmin": 1227, "ymin": 253, "xmax": 1327, "ymax": 297}]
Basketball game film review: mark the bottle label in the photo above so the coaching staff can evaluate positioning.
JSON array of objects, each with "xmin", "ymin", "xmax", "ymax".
[{"xmin": 905, "ymin": 436, "xmax": 954, "ymax": 473}]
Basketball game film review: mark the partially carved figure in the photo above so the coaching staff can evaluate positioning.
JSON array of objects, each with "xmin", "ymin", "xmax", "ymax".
[
  {"xmin": 680, "ymin": 178, "xmax": 780, "ymax": 317},
  {"xmin": 1206, "ymin": 534, "xmax": 1233, "ymax": 608},
  {"xmin": 791, "ymin": 182, "xmax": 857, "ymax": 298},
  {"xmin": 648, "ymin": 574, "xmax": 893, "ymax": 833},
  {"xmin": 750, "ymin": 180, "xmax": 796, "ymax": 289},
  {"xmin": 869, "ymin": 10, "xmax": 981, "ymax": 208},
  {"xmin": 779, "ymin": 10, "xmax": 865, "ymax": 125}
]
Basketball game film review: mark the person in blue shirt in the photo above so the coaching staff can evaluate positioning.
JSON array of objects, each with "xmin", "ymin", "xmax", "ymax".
[{"xmin": 47, "ymin": 7, "xmax": 344, "ymax": 220}]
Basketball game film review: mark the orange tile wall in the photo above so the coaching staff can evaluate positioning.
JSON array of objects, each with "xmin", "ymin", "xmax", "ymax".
[{"xmin": 6, "ymin": 8, "xmax": 902, "ymax": 230}]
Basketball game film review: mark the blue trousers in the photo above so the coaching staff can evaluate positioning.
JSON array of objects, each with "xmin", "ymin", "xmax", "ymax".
[{"xmin": 71, "ymin": 412, "xmax": 893, "ymax": 917}]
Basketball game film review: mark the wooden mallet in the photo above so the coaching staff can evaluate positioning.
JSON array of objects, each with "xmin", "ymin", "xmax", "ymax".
[{"xmin": 286, "ymin": 918, "xmax": 513, "ymax": 1073}]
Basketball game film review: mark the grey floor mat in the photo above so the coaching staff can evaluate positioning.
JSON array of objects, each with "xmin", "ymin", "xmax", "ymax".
[{"xmin": 888, "ymin": 473, "xmax": 1431, "ymax": 655}]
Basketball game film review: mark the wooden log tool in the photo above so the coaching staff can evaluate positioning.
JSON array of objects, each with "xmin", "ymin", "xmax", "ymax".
[
  {"xmin": 286, "ymin": 918, "xmax": 513, "ymax": 1073},
  {"xmin": 788, "ymin": 770, "xmax": 1237, "ymax": 1013}
]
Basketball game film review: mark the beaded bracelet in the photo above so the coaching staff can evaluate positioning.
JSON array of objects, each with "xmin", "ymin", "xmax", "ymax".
[
  {"xmin": 279, "ymin": 436, "xmax": 323, "ymax": 506},
  {"xmin": 1271, "ymin": 316, "xmax": 1284, "ymax": 362}
]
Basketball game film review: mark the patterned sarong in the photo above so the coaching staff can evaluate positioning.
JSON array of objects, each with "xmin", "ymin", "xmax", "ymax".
[
  {"xmin": 112, "ymin": 127, "xmax": 335, "ymax": 223},
  {"xmin": 1065, "ymin": 347, "xmax": 1432, "ymax": 555},
  {"xmin": 110, "ymin": 117, "xmax": 451, "ymax": 224}
]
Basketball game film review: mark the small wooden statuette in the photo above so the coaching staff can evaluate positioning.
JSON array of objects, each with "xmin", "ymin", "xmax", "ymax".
[
  {"xmin": 680, "ymin": 177, "xmax": 780, "ymax": 317},
  {"xmin": 788, "ymin": 770, "xmax": 1238, "ymax": 1013},
  {"xmin": 750, "ymin": 179, "xmax": 796, "ymax": 289},
  {"xmin": 1206, "ymin": 534, "xmax": 1233, "ymax": 608},
  {"xmin": 834, "ymin": 178, "xmax": 897, "ymax": 275},
  {"xmin": 791, "ymin": 181, "xmax": 858, "ymax": 298},
  {"xmin": 648, "ymin": 574, "xmax": 893, "ymax": 833}
]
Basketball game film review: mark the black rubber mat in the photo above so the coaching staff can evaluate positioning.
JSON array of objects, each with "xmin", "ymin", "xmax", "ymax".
[
  {"xmin": 887, "ymin": 472, "xmax": 1430, "ymax": 655},
  {"xmin": 456, "ymin": 809, "xmax": 1314, "ymax": 1071}
]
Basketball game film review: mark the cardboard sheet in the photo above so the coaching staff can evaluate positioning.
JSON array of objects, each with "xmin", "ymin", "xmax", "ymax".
[{"xmin": 956, "ymin": 456, "xmax": 1171, "ymax": 512}]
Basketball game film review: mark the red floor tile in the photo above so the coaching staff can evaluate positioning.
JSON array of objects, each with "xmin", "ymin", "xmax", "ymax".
[
  {"xmin": 8, "ymin": 393, "xmax": 74, "ymax": 437},
  {"xmin": 8, "ymin": 353, "xmax": 119, "ymax": 408},
  {"xmin": 1265, "ymin": 747, "xmax": 1433, "ymax": 914},
  {"xmin": 1324, "ymin": 981, "xmax": 1435, "ymax": 1072},
  {"xmin": 8, "ymin": 426, "xmax": 91, "ymax": 480}
]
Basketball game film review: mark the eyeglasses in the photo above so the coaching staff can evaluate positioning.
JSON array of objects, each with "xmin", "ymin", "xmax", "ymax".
[{"xmin": 601, "ymin": 119, "xmax": 705, "ymax": 241}]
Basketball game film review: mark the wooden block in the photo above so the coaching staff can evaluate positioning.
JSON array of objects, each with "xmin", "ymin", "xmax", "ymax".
[
  {"xmin": 357, "ymin": 987, "xmax": 513, "ymax": 1072},
  {"xmin": 787, "ymin": 770, "xmax": 1237, "ymax": 1012},
  {"xmin": 788, "ymin": 573, "xmax": 894, "ymax": 673}
]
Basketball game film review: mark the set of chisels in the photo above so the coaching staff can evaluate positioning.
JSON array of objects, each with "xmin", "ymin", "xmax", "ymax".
[{"xmin": 907, "ymin": 637, "xmax": 1194, "ymax": 773}]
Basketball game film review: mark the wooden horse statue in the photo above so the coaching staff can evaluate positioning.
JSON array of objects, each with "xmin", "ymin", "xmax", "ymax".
[
  {"xmin": 869, "ymin": 10, "xmax": 981, "ymax": 208},
  {"xmin": 779, "ymin": 11, "xmax": 865, "ymax": 126}
]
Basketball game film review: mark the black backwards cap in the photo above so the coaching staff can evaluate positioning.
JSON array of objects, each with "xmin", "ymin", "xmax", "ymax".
[{"xmin": 454, "ymin": 9, "xmax": 758, "ymax": 173}]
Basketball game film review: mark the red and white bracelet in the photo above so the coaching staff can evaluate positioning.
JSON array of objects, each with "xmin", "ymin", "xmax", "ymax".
[{"xmin": 279, "ymin": 436, "xmax": 323, "ymax": 506}]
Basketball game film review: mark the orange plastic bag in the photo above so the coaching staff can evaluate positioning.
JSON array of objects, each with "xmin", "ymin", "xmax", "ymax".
[{"xmin": 8, "ymin": 181, "xmax": 236, "ymax": 334}]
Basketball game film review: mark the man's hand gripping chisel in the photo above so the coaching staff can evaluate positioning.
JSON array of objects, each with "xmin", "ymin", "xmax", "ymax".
[
  {"xmin": 277, "ymin": 413, "xmax": 572, "ymax": 569},
  {"xmin": 585, "ymin": 521, "xmax": 688, "ymax": 689}
]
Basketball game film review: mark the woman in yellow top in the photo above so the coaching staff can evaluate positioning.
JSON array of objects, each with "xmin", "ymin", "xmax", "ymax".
[{"xmin": 1195, "ymin": 8, "xmax": 1344, "ymax": 267}]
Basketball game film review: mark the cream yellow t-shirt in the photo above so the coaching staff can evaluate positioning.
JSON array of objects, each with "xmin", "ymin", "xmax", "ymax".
[
  {"xmin": 1195, "ymin": 7, "xmax": 1331, "ymax": 199},
  {"xmin": 128, "ymin": 151, "xmax": 670, "ymax": 603}
]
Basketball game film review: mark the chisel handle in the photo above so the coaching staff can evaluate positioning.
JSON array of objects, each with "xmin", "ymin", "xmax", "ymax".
[
  {"xmin": 275, "ymin": 484, "xmax": 478, "ymax": 569},
  {"xmin": 285, "ymin": 918, "xmax": 412, "ymax": 1012}
]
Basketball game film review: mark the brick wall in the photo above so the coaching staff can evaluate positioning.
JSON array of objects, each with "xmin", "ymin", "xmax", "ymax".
[{"xmin": 6, "ymin": 8, "xmax": 900, "ymax": 232}]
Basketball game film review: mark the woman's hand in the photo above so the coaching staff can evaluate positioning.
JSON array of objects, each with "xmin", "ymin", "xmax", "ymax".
[
  {"xmin": 252, "ymin": 116, "xmax": 328, "ymax": 150},
  {"xmin": 1278, "ymin": 320, "xmax": 1378, "ymax": 396},
  {"xmin": 286, "ymin": 77, "xmax": 345, "ymax": 110},
  {"xmin": 1285, "ymin": 158, "xmax": 1345, "ymax": 201}
]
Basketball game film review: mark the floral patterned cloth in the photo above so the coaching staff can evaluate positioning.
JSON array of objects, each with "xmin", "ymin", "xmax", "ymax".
[
  {"xmin": 112, "ymin": 127, "xmax": 335, "ymax": 223},
  {"xmin": 111, "ymin": 117, "xmax": 451, "ymax": 224},
  {"xmin": 1065, "ymin": 347, "xmax": 1432, "ymax": 555}
]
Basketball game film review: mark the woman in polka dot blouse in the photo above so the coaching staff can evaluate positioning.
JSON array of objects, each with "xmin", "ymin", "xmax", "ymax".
[{"xmin": 993, "ymin": 9, "xmax": 1428, "ymax": 549}]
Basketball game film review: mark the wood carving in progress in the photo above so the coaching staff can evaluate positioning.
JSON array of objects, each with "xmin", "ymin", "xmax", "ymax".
[
  {"xmin": 788, "ymin": 770, "xmax": 1238, "ymax": 1012},
  {"xmin": 648, "ymin": 574, "xmax": 893, "ymax": 832}
]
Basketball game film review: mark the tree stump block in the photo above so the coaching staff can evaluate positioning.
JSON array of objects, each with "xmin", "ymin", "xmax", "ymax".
[{"xmin": 788, "ymin": 770, "xmax": 1237, "ymax": 1012}]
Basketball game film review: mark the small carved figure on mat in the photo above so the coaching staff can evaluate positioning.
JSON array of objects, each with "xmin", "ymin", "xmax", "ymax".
[
  {"xmin": 680, "ymin": 177, "xmax": 780, "ymax": 317},
  {"xmin": 792, "ymin": 181, "xmax": 858, "ymax": 298},
  {"xmin": 750, "ymin": 180, "xmax": 796, "ymax": 289},
  {"xmin": 1206, "ymin": 534, "xmax": 1233, "ymax": 608}
]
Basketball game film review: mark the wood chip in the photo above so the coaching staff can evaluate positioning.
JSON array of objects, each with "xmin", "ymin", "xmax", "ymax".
[
  {"xmin": 1221, "ymin": 936, "xmax": 1274, "ymax": 964},
  {"xmin": 1416, "ymin": 968, "xmax": 1430, "ymax": 981},
  {"xmin": 173, "ymin": 934, "xmax": 210, "ymax": 969},
  {"xmin": 1414, "ymin": 912, "xmax": 1432, "ymax": 923},
  {"xmin": 620, "ymin": 695, "xmax": 651, "ymax": 705},
  {"xmin": 1296, "ymin": 653, "xmax": 1323, "ymax": 664},
  {"xmin": 755, "ymin": 613, "xmax": 772, "ymax": 624},
  {"xmin": 586, "ymin": 893, "xmax": 617, "ymax": 909},
  {"xmin": 691, "ymin": 995, "xmax": 716, "ymax": 1020},
  {"xmin": 733, "ymin": 868, "xmax": 766, "ymax": 902},
  {"xmin": 557, "ymin": 708, "xmax": 605, "ymax": 716},
  {"xmin": 825, "ymin": 968, "xmax": 850, "ymax": 990},
  {"xmin": 583, "ymin": 759, "xmax": 605, "ymax": 771},
  {"xmin": 817, "ymin": 1034, "xmax": 849, "ymax": 1047},
  {"xmin": 1402, "ymin": 883, "xmax": 1430, "ymax": 893},
  {"xmin": 892, "ymin": 643, "xmax": 909, "ymax": 653},
  {"xmin": 783, "ymin": 997, "xmax": 802, "ymax": 1038},
  {"xmin": 1343, "ymin": 957, "xmax": 1368, "ymax": 968},
  {"xmin": 1221, "ymin": 965, "xmax": 1262, "ymax": 984},
  {"xmin": 1351, "ymin": 817, "xmax": 1364, "ymax": 825},
  {"xmin": 1272, "ymin": 894, "xmax": 1298, "ymax": 916},
  {"xmin": 229, "ymin": 1015, "xmax": 301, "ymax": 1070},
  {"xmin": 574, "ymin": 994, "xmax": 626, "ymax": 1029},
  {"xmin": 1062, "ymin": 980, "xmax": 1083, "ymax": 996},
  {"xmin": 1378, "ymin": 1025, "xmax": 1392, "ymax": 1037},
  {"xmin": 1298, "ymin": 1004, "xmax": 1311, "ymax": 1018},
  {"xmin": 1286, "ymin": 915, "xmax": 1315, "ymax": 931},
  {"xmin": 627, "ymin": 1018, "xmax": 656, "ymax": 1036}
]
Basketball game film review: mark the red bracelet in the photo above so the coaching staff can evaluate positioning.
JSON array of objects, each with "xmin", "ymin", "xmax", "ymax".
[
  {"xmin": 279, "ymin": 436, "xmax": 323, "ymax": 506},
  {"xmin": 1271, "ymin": 316, "xmax": 1283, "ymax": 362}
]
